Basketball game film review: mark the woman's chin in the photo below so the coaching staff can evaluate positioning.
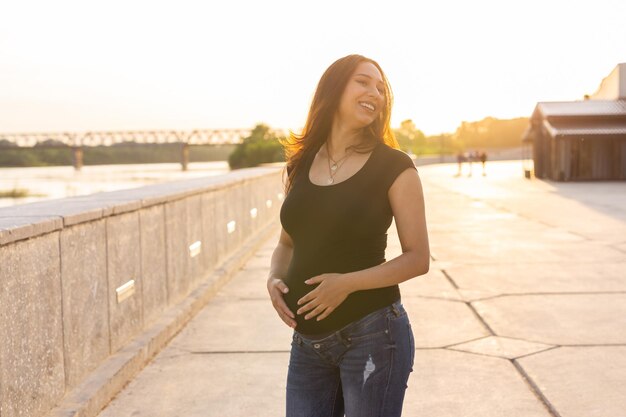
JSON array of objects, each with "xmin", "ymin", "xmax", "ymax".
[{"xmin": 347, "ymin": 113, "xmax": 376, "ymax": 128}]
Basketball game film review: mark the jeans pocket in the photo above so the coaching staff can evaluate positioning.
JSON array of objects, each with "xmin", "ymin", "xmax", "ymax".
[
  {"xmin": 345, "ymin": 314, "xmax": 390, "ymax": 343},
  {"xmin": 347, "ymin": 328, "xmax": 389, "ymax": 343},
  {"xmin": 343, "ymin": 303, "xmax": 405, "ymax": 344}
]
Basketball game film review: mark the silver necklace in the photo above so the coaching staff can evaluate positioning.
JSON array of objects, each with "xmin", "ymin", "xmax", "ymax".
[{"xmin": 326, "ymin": 142, "xmax": 352, "ymax": 184}]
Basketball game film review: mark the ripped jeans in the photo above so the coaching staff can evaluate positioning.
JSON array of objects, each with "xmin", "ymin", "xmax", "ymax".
[{"xmin": 286, "ymin": 301, "xmax": 415, "ymax": 417}]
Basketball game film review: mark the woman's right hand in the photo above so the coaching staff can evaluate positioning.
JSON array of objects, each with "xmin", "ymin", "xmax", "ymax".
[{"xmin": 267, "ymin": 277, "xmax": 297, "ymax": 328}]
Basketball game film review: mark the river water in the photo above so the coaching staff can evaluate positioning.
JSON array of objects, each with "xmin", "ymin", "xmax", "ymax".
[
  {"xmin": 0, "ymin": 148, "xmax": 526, "ymax": 209},
  {"xmin": 0, "ymin": 161, "xmax": 231, "ymax": 208}
]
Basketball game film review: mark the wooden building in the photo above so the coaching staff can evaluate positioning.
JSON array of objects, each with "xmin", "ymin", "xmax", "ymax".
[{"xmin": 524, "ymin": 64, "xmax": 626, "ymax": 181}]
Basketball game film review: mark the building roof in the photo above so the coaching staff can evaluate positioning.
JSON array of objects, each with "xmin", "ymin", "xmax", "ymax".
[
  {"xmin": 535, "ymin": 99, "xmax": 626, "ymax": 118},
  {"xmin": 526, "ymin": 65, "xmax": 626, "ymax": 143},
  {"xmin": 543, "ymin": 119, "xmax": 626, "ymax": 138}
]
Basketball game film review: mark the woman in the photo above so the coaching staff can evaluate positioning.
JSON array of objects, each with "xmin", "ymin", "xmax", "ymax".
[{"xmin": 267, "ymin": 54, "xmax": 430, "ymax": 417}]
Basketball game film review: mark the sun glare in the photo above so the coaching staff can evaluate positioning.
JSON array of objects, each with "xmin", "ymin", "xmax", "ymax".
[{"xmin": 1, "ymin": 0, "xmax": 625, "ymax": 135}]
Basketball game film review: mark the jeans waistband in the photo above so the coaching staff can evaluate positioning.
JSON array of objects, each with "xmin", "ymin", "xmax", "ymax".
[{"xmin": 296, "ymin": 300, "xmax": 404, "ymax": 343}]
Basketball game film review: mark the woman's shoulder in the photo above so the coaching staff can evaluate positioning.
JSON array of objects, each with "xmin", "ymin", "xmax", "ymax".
[
  {"xmin": 373, "ymin": 142, "xmax": 417, "ymax": 187},
  {"xmin": 377, "ymin": 142, "xmax": 415, "ymax": 164}
]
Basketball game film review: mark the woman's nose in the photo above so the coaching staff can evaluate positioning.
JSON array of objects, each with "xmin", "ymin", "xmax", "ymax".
[{"xmin": 368, "ymin": 86, "xmax": 382, "ymax": 98}]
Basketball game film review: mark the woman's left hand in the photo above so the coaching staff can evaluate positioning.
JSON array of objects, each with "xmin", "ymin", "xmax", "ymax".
[{"xmin": 296, "ymin": 273, "xmax": 352, "ymax": 321}]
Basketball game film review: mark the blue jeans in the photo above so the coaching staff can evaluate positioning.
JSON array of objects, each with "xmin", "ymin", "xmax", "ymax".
[{"xmin": 286, "ymin": 301, "xmax": 415, "ymax": 417}]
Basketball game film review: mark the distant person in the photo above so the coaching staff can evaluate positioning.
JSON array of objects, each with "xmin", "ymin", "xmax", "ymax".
[
  {"xmin": 470, "ymin": 150, "xmax": 482, "ymax": 177},
  {"xmin": 480, "ymin": 151, "xmax": 487, "ymax": 176},
  {"xmin": 456, "ymin": 151, "xmax": 465, "ymax": 176},
  {"xmin": 267, "ymin": 54, "xmax": 430, "ymax": 417},
  {"xmin": 467, "ymin": 151, "xmax": 475, "ymax": 177}
]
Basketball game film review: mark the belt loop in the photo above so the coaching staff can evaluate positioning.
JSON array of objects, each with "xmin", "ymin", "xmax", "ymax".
[
  {"xmin": 339, "ymin": 331, "xmax": 351, "ymax": 347},
  {"xmin": 391, "ymin": 303, "xmax": 401, "ymax": 317},
  {"xmin": 294, "ymin": 333, "xmax": 303, "ymax": 346}
]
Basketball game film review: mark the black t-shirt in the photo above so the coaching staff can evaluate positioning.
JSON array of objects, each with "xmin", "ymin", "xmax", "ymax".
[{"xmin": 280, "ymin": 141, "xmax": 417, "ymax": 335}]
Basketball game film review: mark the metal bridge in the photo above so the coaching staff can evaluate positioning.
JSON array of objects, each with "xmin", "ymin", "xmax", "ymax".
[
  {"xmin": 0, "ymin": 128, "xmax": 257, "ymax": 171},
  {"xmin": 0, "ymin": 128, "xmax": 254, "ymax": 147}
]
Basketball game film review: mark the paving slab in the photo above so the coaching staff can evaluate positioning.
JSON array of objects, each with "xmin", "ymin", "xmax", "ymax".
[
  {"xmin": 517, "ymin": 346, "xmax": 626, "ymax": 417},
  {"xmin": 445, "ymin": 262, "xmax": 626, "ymax": 297},
  {"xmin": 614, "ymin": 241, "xmax": 626, "ymax": 254},
  {"xmin": 448, "ymin": 336, "xmax": 555, "ymax": 359},
  {"xmin": 402, "ymin": 297, "xmax": 490, "ymax": 348},
  {"xmin": 404, "ymin": 349, "xmax": 552, "ymax": 417},
  {"xmin": 430, "ymin": 233, "xmax": 624, "ymax": 265},
  {"xmin": 98, "ymin": 352, "xmax": 288, "ymax": 417},
  {"xmin": 217, "ymin": 267, "xmax": 272, "ymax": 299},
  {"xmin": 168, "ymin": 297, "xmax": 293, "ymax": 352},
  {"xmin": 473, "ymin": 293, "xmax": 626, "ymax": 345},
  {"xmin": 400, "ymin": 269, "xmax": 463, "ymax": 301},
  {"xmin": 456, "ymin": 287, "xmax": 504, "ymax": 301}
]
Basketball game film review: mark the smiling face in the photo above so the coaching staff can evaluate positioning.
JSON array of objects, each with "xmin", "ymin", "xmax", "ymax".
[{"xmin": 335, "ymin": 61, "xmax": 386, "ymax": 130}]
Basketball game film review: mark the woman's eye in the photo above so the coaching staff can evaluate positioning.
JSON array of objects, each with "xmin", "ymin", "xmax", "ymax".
[{"xmin": 356, "ymin": 79, "xmax": 367, "ymax": 85}]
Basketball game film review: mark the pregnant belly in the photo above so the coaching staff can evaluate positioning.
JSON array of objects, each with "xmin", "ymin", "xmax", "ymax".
[{"xmin": 283, "ymin": 275, "xmax": 313, "ymax": 316}]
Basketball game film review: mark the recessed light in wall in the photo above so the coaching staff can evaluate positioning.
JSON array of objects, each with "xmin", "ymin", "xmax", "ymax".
[
  {"xmin": 189, "ymin": 241, "xmax": 202, "ymax": 258},
  {"xmin": 116, "ymin": 280, "xmax": 135, "ymax": 304}
]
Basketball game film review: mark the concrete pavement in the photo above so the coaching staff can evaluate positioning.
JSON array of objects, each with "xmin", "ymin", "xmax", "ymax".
[{"xmin": 96, "ymin": 161, "xmax": 626, "ymax": 417}]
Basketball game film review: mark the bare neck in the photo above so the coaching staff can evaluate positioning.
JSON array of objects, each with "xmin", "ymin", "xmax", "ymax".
[{"xmin": 325, "ymin": 119, "xmax": 363, "ymax": 159}]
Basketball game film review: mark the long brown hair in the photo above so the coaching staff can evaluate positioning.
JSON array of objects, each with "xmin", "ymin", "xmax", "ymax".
[{"xmin": 281, "ymin": 54, "xmax": 398, "ymax": 194}]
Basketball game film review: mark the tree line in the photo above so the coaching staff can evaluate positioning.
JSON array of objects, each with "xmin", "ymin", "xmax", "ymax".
[
  {"xmin": 395, "ymin": 116, "xmax": 529, "ymax": 156},
  {"xmin": 0, "ymin": 142, "xmax": 235, "ymax": 167},
  {"xmin": 0, "ymin": 116, "xmax": 529, "ymax": 168}
]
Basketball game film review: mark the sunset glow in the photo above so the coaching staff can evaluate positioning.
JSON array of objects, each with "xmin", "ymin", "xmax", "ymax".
[{"xmin": 1, "ymin": 0, "xmax": 625, "ymax": 135}]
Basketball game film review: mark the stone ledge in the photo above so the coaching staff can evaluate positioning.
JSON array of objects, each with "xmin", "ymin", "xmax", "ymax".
[
  {"xmin": 0, "ymin": 166, "xmax": 280, "ymax": 246},
  {"xmin": 46, "ymin": 219, "xmax": 279, "ymax": 417},
  {"xmin": 0, "ymin": 216, "xmax": 64, "ymax": 246}
]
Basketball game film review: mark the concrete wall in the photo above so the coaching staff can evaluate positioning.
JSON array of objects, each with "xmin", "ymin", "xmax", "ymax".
[{"xmin": 0, "ymin": 166, "xmax": 283, "ymax": 417}]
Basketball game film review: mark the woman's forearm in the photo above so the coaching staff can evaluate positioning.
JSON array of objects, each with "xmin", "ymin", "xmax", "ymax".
[
  {"xmin": 268, "ymin": 242, "xmax": 293, "ymax": 281},
  {"xmin": 342, "ymin": 250, "xmax": 429, "ymax": 293}
]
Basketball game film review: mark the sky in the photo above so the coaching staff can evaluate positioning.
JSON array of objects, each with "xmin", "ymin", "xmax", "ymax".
[{"xmin": 1, "ymin": 0, "xmax": 626, "ymax": 136}]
